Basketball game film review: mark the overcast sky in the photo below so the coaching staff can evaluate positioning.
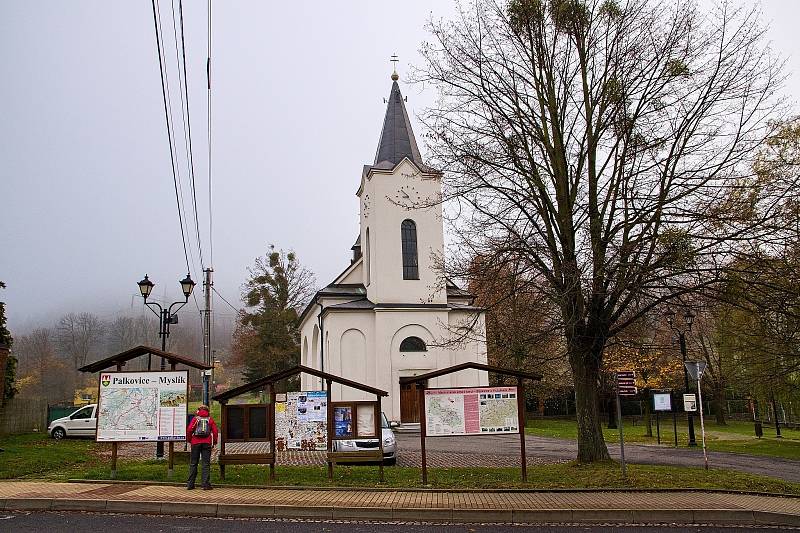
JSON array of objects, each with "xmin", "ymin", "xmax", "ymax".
[{"xmin": 1, "ymin": 1, "xmax": 798, "ymax": 334}]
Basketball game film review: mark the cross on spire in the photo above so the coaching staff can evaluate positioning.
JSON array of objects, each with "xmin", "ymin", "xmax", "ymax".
[{"xmin": 390, "ymin": 54, "xmax": 399, "ymax": 81}]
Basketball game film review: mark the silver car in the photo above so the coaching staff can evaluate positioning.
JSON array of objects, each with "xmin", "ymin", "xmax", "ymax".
[{"xmin": 333, "ymin": 412, "xmax": 397, "ymax": 465}]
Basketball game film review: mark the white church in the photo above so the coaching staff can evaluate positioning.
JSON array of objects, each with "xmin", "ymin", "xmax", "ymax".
[{"xmin": 298, "ymin": 72, "xmax": 488, "ymax": 423}]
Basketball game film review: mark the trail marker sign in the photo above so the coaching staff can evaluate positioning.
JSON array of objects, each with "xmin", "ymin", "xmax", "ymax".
[{"xmin": 615, "ymin": 370, "xmax": 637, "ymax": 396}]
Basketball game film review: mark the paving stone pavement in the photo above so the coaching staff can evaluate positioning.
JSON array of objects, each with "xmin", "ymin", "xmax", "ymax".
[
  {"xmin": 104, "ymin": 441, "xmax": 562, "ymax": 468},
  {"xmin": 1, "ymin": 481, "xmax": 799, "ymax": 525}
]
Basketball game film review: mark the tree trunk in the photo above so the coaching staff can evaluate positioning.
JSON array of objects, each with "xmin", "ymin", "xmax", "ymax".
[
  {"xmin": 570, "ymin": 349, "xmax": 611, "ymax": 463},
  {"xmin": 643, "ymin": 389, "xmax": 653, "ymax": 437},
  {"xmin": 606, "ymin": 396, "xmax": 617, "ymax": 429},
  {"xmin": 713, "ymin": 382, "xmax": 727, "ymax": 425}
]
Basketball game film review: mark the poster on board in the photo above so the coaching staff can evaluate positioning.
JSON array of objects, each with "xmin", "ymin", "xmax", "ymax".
[
  {"xmin": 653, "ymin": 392, "xmax": 672, "ymax": 412},
  {"xmin": 96, "ymin": 371, "xmax": 188, "ymax": 442},
  {"xmin": 424, "ymin": 386, "xmax": 519, "ymax": 437},
  {"xmin": 274, "ymin": 391, "xmax": 327, "ymax": 450}
]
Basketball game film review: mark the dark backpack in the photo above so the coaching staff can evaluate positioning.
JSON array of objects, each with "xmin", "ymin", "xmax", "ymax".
[{"xmin": 193, "ymin": 416, "xmax": 211, "ymax": 438}]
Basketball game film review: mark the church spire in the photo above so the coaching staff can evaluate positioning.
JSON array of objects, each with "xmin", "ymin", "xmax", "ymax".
[{"xmin": 374, "ymin": 66, "xmax": 423, "ymax": 167}]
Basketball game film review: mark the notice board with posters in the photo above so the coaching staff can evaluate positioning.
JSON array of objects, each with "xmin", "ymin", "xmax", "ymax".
[
  {"xmin": 96, "ymin": 370, "xmax": 188, "ymax": 442},
  {"xmin": 274, "ymin": 391, "xmax": 327, "ymax": 450},
  {"xmin": 424, "ymin": 386, "xmax": 519, "ymax": 437}
]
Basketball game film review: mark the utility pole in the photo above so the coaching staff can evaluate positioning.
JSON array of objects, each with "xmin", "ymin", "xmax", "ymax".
[{"xmin": 203, "ymin": 268, "xmax": 213, "ymax": 405}]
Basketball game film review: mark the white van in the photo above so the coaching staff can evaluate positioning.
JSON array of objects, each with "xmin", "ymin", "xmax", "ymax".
[{"xmin": 48, "ymin": 404, "xmax": 97, "ymax": 439}]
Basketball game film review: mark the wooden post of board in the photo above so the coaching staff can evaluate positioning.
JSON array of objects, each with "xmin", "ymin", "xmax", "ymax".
[
  {"xmin": 517, "ymin": 377, "xmax": 527, "ymax": 482},
  {"xmin": 417, "ymin": 381, "xmax": 427, "ymax": 485},
  {"xmin": 376, "ymin": 395, "xmax": 384, "ymax": 482},
  {"xmin": 268, "ymin": 383, "xmax": 275, "ymax": 481},
  {"xmin": 167, "ymin": 361, "xmax": 176, "ymax": 479},
  {"xmin": 326, "ymin": 379, "xmax": 333, "ymax": 480},
  {"xmin": 110, "ymin": 360, "xmax": 122, "ymax": 479},
  {"xmin": 110, "ymin": 443, "xmax": 118, "ymax": 480},
  {"xmin": 219, "ymin": 400, "xmax": 227, "ymax": 480}
]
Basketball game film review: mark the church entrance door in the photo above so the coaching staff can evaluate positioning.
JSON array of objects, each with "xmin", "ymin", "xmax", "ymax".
[{"xmin": 400, "ymin": 380, "xmax": 427, "ymax": 423}]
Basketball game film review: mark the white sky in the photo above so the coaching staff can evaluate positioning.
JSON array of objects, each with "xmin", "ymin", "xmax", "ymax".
[{"xmin": 1, "ymin": 1, "xmax": 798, "ymax": 333}]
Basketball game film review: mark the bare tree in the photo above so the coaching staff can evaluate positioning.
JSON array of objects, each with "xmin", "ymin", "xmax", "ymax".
[
  {"xmin": 56, "ymin": 312, "xmax": 105, "ymax": 370},
  {"xmin": 105, "ymin": 315, "xmax": 160, "ymax": 370},
  {"xmin": 14, "ymin": 327, "xmax": 73, "ymax": 403},
  {"xmin": 416, "ymin": 0, "xmax": 787, "ymax": 461}
]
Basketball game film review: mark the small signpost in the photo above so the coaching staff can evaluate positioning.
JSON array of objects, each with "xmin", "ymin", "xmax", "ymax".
[
  {"xmin": 614, "ymin": 370, "xmax": 637, "ymax": 478},
  {"xmin": 683, "ymin": 393, "xmax": 697, "ymax": 412},
  {"xmin": 652, "ymin": 390, "xmax": 674, "ymax": 446},
  {"xmin": 685, "ymin": 361, "xmax": 709, "ymax": 470}
]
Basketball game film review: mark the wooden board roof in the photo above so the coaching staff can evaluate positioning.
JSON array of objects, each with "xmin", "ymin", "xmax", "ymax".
[
  {"xmin": 399, "ymin": 362, "xmax": 542, "ymax": 384},
  {"xmin": 78, "ymin": 345, "xmax": 212, "ymax": 373},
  {"xmin": 213, "ymin": 364, "xmax": 387, "ymax": 402}
]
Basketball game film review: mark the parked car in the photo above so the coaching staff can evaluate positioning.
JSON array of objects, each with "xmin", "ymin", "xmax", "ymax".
[
  {"xmin": 48, "ymin": 404, "xmax": 97, "ymax": 440},
  {"xmin": 332, "ymin": 412, "xmax": 397, "ymax": 465}
]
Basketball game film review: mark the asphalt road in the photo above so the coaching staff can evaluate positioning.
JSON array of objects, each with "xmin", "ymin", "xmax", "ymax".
[
  {"xmin": 2, "ymin": 512, "xmax": 794, "ymax": 533},
  {"xmin": 395, "ymin": 432, "xmax": 800, "ymax": 482}
]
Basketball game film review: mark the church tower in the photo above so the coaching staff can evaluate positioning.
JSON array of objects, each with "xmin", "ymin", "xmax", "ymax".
[
  {"xmin": 298, "ymin": 67, "xmax": 488, "ymax": 422},
  {"xmin": 356, "ymin": 72, "xmax": 447, "ymax": 305}
]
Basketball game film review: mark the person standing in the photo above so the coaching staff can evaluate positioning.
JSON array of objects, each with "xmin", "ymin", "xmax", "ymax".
[{"xmin": 186, "ymin": 404, "xmax": 218, "ymax": 490}]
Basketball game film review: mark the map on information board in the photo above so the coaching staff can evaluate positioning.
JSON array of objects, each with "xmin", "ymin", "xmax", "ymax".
[
  {"xmin": 275, "ymin": 391, "xmax": 327, "ymax": 450},
  {"xmin": 96, "ymin": 371, "xmax": 188, "ymax": 442},
  {"xmin": 425, "ymin": 386, "xmax": 519, "ymax": 437}
]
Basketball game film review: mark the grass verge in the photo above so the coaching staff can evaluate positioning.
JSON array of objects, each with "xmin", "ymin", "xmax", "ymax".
[
  {"xmin": 0, "ymin": 433, "xmax": 104, "ymax": 480},
  {"xmin": 72, "ymin": 460, "xmax": 800, "ymax": 494},
  {"xmin": 526, "ymin": 418, "xmax": 800, "ymax": 460}
]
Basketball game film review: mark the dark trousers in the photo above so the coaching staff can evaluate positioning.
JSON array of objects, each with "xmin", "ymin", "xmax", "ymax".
[{"xmin": 187, "ymin": 443, "xmax": 212, "ymax": 488}]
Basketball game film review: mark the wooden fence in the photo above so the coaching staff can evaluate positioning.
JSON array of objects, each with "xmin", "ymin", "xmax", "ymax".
[{"xmin": 0, "ymin": 397, "xmax": 48, "ymax": 436}]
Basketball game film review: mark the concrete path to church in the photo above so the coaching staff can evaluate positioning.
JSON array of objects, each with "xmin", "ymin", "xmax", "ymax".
[
  {"xmin": 394, "ymin": 433, "xmax": 800, "ymax": 483},
  {"xmin": 1, "ymin": 480, "xmax": 799, "ymax": 526}
]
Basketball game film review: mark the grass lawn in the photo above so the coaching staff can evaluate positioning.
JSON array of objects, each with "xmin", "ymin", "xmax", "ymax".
[
  {"xmin": 2, "ymin": 432, "xmax": 799, "ymax": 494},
  {"xmin": 0, "ymin": 433, "xmax": 104, "ymax": 480},
  {"xmin": 73, "ymin": 460, "xmax": 800, "ymax": 494},
  {"xmin": 526, "ymin": 418, "xmax": 800, "ymax": 460}
]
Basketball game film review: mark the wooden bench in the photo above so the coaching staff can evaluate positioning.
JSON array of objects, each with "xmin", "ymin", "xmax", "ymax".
[{"xmin": 327, "ymin": 451, "xmax": 383, "ymax": 465}]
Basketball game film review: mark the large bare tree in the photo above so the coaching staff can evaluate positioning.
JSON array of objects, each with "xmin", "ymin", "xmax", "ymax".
[
  {"xmin": 56, "ymin": 312, "xmax": 105, "ymax": 370},
  {"xmin": 416, "ymin": 0, "xmax": 788, "ymax": 461}
]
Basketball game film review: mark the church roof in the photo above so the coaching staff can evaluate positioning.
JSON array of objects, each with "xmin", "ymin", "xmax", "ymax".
[{"xmin": 374, "ymin": 79, "xmax": 424, "ymax": 167}]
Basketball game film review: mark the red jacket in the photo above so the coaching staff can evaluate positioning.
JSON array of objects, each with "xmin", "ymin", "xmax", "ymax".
[{"xmin": 187, "ymin": 408, "xmax": 218, "ymax": 445}]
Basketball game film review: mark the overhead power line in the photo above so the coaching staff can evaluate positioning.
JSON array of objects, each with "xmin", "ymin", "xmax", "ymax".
[
  {"xmin": 207, "ymin": 0, "xmax": 214, "ymax": 267},
  {"xmin": 151, "ymin": 0, "xmax": 192, "ymax": 275},
  {"xmin": 175, "ymin": 0, "xmax": 205, "ymax": 271},
  {"xmin": 212, "ymin": 286, "xmax": 240, "ymax": 314}
]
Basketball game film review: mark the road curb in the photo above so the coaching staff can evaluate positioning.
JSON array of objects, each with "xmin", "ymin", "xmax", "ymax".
[
  {"xmin": 62, "ymin": 479, "xmax": 800, "ymax": 498},
  {"xmin": 3, "ymin": 497, "xmax": 800, "ymax": 526}
]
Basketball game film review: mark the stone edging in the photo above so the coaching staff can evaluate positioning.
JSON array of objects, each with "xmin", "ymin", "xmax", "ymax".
[
  {"xmin": 2, "ymin": 497, "xmax": 799, "ymax": 526},
  {"xmin": 63, "ymin": 479, "xmax": 800, "ymax": 499}
]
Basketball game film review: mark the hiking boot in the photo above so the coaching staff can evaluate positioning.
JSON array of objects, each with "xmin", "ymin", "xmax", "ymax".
[
  {"xmin": 202, "ymin": 485, "xmax": 213, "ymax": 490},
  {"xmin": 186, "ymin": 485, "xmax": 195, "ymax": 490}
]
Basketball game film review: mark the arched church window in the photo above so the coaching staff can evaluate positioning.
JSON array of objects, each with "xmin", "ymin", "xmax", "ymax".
[
  {"xmin": 365, "ymin": 228, "xmax": 371, "ymax": 285},
  {"xmin": 401, "ymin": 219, "xmax": 419, "ymax": 280},
  {"xmin": 400, "ymin": 336, "xmax": 427, "ymax": 352}
]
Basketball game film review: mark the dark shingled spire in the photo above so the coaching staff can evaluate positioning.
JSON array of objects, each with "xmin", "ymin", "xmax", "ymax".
[{"xmin": 374, "ymin": 79, "xmax": 423, "ymax": 167}]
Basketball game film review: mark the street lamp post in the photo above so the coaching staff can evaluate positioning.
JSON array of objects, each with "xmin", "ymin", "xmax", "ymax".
[
  {"xmin": 137, "ymin": 273, "xmax": 196, "ymax": 458},
  {"xmin": 665, "ymin": 307, "xmax": 697, "ymax": 447}
]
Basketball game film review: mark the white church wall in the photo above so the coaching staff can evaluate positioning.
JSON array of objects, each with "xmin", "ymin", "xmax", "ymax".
[
  {"xmin": 360, "ymin": 160, "xmax": 447, "ymax": 306},
  {"xmin": 323, "ymin": 310, "xmax": 375, "ymax": 402},
  {"xmin": 447, "ymin": 310, "xmax": 490, "ymax": 387},
  {"xmin": 378, "ymin": 309, "xmax": 451, "ymax": 419},
  {"xmin": 338, "ymin": 328, "xmax": 370, "ymax": 401}
]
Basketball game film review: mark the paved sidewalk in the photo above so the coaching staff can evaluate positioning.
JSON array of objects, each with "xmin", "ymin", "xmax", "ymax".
[{"xmin": 1, "ymin": 481, "xmax": 799, "ymax": 526}]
